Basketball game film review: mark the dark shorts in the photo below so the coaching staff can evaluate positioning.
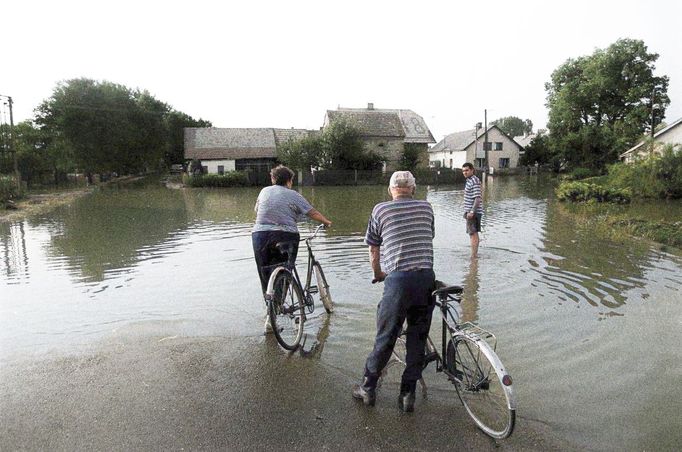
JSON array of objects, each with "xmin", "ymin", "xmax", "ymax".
[{"xmin": 464, "ymin": 212, "xmax": 482, "ymax": 235}]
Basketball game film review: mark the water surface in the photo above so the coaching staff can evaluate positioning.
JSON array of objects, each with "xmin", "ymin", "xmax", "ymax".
[{"xmin": 1, "ymin": 177, "xmax": 680, "ymax": 450}]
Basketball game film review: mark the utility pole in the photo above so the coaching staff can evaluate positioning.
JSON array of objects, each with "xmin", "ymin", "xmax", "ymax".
[
  {"xmin": 484, "ymin": 109, "xmax": 489, "ymax": 177},
  {"xmin": 651, "ymin": 87, "xmax": 656, "ymax": 138},
  {"xmin": 0, "ymin": 94, "xmax": 20, "ymax": 190}
]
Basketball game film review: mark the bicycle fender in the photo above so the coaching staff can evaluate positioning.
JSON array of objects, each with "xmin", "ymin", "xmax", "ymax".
[
  {"xmin": 264, "ymin": 267, "xmax": 293, "ymax": 301},
  {"xmin": 460, "ymin": 333, "xmax": 517, "ymax": 410}
]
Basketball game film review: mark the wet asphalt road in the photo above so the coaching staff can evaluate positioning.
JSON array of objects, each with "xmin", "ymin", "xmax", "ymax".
[{"xmin": 0, "ymin": 331, "xmax": 573, "ymax": 451}]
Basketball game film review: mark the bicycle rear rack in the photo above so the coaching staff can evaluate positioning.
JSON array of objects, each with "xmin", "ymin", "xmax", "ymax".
[{"xmin": 455, "ymin": 322, "xmax": 498, "ymax": 352}]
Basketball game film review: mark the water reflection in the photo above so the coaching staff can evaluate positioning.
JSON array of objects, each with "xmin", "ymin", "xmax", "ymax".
[
  {"xmin": 297, "ymin": 315, "xmax": 332, "ymax": 359},
  {"xmin": 1, "ymin": 176, "xmax": 681, "ymax": 450},
  {"xmin": 0, "ymin": 222, "xmax": 29, "ymax": 282},
  {"xmin": 460, "ymin": 257, "xmax": 480, "ymax": 324}
]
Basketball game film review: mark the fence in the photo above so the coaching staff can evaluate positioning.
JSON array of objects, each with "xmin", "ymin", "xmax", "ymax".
[{"xmin": 306, "ymin": 168, "xmax": 463, "ymax": 186}]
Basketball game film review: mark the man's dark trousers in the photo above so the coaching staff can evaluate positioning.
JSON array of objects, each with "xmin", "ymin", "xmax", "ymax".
[{"xmin": 363, "ymin": 268, "xmax": 436, "ymax": 390}]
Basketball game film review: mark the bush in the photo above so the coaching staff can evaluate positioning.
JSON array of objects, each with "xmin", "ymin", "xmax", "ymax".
[
  {"xmin": 565, "ymin": 167, "xmax": 597, "ymax": 181},
  {"xmin": 0, "ymin": 175, "xmax": 20, "ymax": 204},
  {"xmin": 607, "ymin": 144, "xmax": 682, "ymax": 199},
  {"xmin": 186, "ymin": 172, "xmax": 249, "ymax": 187},
  {"xmin": 556, "ymin": 181, "xmax": 631, "ymax": 203}
]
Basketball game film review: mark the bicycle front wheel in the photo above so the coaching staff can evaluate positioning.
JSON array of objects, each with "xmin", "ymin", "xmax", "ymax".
[
  {"xmin": 268, "ymin": 270, "xmax": 305, "ymax": 351},
  {"xmin": 446, "ymin": 334, "xmax": 516, "ymax": 439},
  {"xmin": 312, "ymin": 262, "xmax": 333, "ymax": 314}
]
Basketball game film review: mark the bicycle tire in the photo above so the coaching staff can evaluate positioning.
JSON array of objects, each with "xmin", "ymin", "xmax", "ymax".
[
  {"xmin": 268, "ymin": 270, "xmax": 305, "ymax": 351},
  {"xmin": 312, "ymin": 262, "xmax": 333, "ymax": 314},
  {"xmin": 446, "ymin": 334, "xmax": 516, "ymax": 439}
]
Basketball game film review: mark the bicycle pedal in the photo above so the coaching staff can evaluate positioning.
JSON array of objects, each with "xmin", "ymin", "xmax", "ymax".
[{"xmin": 308, "ymin": 286, "xmax": 319, "ymax": 294}]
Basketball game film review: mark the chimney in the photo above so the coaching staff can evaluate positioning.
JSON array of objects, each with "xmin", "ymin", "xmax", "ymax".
[{"xmin": 367, "ymin": 102, "xmax": 374, "ymax": 110}]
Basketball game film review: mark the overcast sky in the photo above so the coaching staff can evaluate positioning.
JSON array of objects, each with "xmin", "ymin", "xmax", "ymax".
[{"xmin": 4, "ymin": 0, "xmax": 681, "ymax": 141}]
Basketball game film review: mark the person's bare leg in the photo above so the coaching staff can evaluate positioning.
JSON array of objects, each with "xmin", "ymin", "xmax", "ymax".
[{"xmin": 470, "ymin": 232, "xmax": 479, "ymax": 258}]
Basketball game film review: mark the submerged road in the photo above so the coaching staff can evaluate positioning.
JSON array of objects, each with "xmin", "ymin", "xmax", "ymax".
[{"xmin": 1, "ymin": 331, "xmax": 573, "ymax": 451}]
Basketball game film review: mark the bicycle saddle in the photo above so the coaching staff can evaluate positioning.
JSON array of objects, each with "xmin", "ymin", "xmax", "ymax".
[
  {"xmin": 275, "ymin": 241, "xmax": 297, "ymax": 254},
  {"xmin": 432, "ymin": 281, "xmax": 463, "ymax": 297}
]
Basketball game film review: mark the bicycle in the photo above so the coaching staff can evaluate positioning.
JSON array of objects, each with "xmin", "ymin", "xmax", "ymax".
[
  {"xmin": 384, "ymin": 282, "xmax": 516, "ymax": 439},
  {"xmin": 264, "ymin": 224, "xmax": 333, "ymax": 351}
]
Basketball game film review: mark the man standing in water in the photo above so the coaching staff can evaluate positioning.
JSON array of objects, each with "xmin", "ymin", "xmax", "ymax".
[
  {"xmin": 462, "ymin": 162, "xmax": 483, "ymax": 257},
  {"xmin": 352, "ymin": 171, "xmax": 436, "ymax": 412}
]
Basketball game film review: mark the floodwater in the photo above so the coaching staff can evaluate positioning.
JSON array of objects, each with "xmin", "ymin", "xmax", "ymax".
[{"xmin": 1, "ymin": 176, "xmax": 681, "ymax": 450}]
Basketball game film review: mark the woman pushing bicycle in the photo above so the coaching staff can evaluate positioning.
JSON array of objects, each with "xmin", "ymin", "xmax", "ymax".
[
  {"xmin": 352, "ymin": 171, "xmax": 436, "ymax": 413},
  {"xmin": 252, "ymin": 165, "xmax": 332, "ymax": 332}
]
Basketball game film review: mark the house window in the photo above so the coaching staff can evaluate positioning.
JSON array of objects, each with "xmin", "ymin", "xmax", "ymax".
[
  {"xmin": 475, "ymin": 158, "xmax": 485, "ymax": 168},
  {"xmin": 499, "ymin": 158, "xmax": 510, "ymax": 168},
  {"xmin": 218, "ymin": 165, "xmax": 225, "ymax": 175},
  {"xmin": 483, "ymin": 142, "xmax": 492, "ymax": 151},
  {"xmin": 202, "ymin": 165, "xmax": 208, "ymax": 174},
  {"xmin": 495, "ymin": 142, "xmax": 503, "ymax": 151},
  {"xmin": 449, "ymin": 159, "xmax": 453, "ymax": 168}
]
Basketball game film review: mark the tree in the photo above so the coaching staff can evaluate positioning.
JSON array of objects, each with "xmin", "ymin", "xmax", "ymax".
[
  {"xmin": 399, "ymin": 143, "xmax": 423, "ymax": 171},
  {"xmin": 491, "ymin": 116, "xmax": 533, "ymax": 137},
  {"xmin": 35, "ymin": 78, "xmax": 210, "ymax": 176},
  {"xmin": 320, "ymin": 119, "xmax": 383, "ymax": 170},
  {"xmin": 277, "ymin": 134, "xmax": 323, "ymax": 170},
  {"xmin": 546, "ymin": 38, "xmax": 670, "ymax": 171},
  {"xmin": 165, "ymin": 111, "xmax": 212, "ymax": 166}
]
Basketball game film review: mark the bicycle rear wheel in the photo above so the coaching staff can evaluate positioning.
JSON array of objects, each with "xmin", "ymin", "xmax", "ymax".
[
  {"xmin": 446, "ymin": 334, "xmax": 515, "ymax": 439},
  {"xmin": 268, "ymin": 270, "xmax": 305, "ymax": 351},
  {"xmin": 312, "ymin": 262, "xmax": 333, "ymax": 314}
]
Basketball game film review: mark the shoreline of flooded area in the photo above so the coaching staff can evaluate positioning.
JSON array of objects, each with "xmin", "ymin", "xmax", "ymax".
[{"xmin": 1, "ymin": 177, "xmax": 681, "ymax": 450}]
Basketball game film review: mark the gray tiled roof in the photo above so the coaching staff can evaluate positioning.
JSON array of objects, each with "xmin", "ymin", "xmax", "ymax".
[
  {"xmin": 327, "ymin": 110, "xmax": 404, "ymax": 137},
  {"xmin": 430, "ymin": 129, "xmax": 478, "ymax": 153},
  {"xmin": 184, "ymin": 128, "xmax": 277, "ymax": 160},
  {"xmin": 273, "ymin": 128, "xmax": 319, "ymax": 145},
  {"xmin": 513, "ymin": 134, "xmax": 536, "ymax": 148},
  {"xmin": 326, "ymin": 107, "xmax": 435, "ymax": 143},
  {"xmin": 430, "ymin": 125, "xmax": 524, "ymax": 153},
  {"xmin": 620, "ymin": 116, "xmax": 682, "ymax": 158}
]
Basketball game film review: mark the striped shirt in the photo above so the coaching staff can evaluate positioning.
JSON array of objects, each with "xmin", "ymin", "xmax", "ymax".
[
  {"xmin": 365, "ymin": 198, "xmax": 434, "ymax": 274},
  {"xmin": 463, "ymin": 175, "xmax": 483, "ymax": 214}
]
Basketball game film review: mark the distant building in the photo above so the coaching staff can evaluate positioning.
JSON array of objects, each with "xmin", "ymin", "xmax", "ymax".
[
  {"xmin": 619, "ymin": 117, "xmax": 682, "ymax": 163},
  {"xmin": 323, "ymin": 103, "xmax": 436, "ymax": 171},
  {"xmin": 184, "ymin": 127, "xmax": 316, "ymax": 175},
  {"xmin": 429, "ymin": 125, "xmax": 524, "ymax": 171}
]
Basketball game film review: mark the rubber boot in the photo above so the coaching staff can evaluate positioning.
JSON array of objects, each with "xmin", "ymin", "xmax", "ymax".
[
  {"xmin": 398, "ymin": 382, "xmax": 416, "ymax": 412},
  {"xmin": 352, "ymin": 377, "xmax": 377, "ymax": 406}
]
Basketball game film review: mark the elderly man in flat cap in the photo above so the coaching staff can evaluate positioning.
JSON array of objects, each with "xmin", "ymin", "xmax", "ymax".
[{"xmin": 352, "ymin": 171, "xmax": 436, "ymax": 413}]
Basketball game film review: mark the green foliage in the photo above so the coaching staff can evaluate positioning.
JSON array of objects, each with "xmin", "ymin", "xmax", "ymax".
[
  {"xmin": 556, "ymin": 181, "xmax": 631, "ymax": 203},
  {"xmin": 399, "ymin": 143, "xmax": 424, "ymax": 171},
  {"xmin": 165, "ymin": 111, "xmax": 211, "ymax": 166},
  {"xmin": 490, "ymin": 116, "xmax": 533, "ymax": 137},
  {"xmin": 565, "ymin": 167, "xmax": 598, "ymax": 181},
  {"xmin": 277, "ymin": 135, "xmax": 323, "ymax": 170},
  {"xmin": 186, "ymin": 172, "xmax": 249, "ymax": 187},
  {"xmin": 546, "ymin": 38, "xmax": 670, "ymax": 171},
  {"xmin": 321, "ymin": 119, "xmax": 384, "ymax": 170},
  {"xmin": 519, "ymin": 133, "xmax": 552, "ymax": 167},
  {"xmin": 607, "ymin": 144, "xmax": 682, "ymax": 198},
  {"xmin": 34, "ymin": 78, "xmax": 212, "ymax": 177},
  {"xmin": 0, "ymin": 175, "xmax": 20, "ymax": 204}
]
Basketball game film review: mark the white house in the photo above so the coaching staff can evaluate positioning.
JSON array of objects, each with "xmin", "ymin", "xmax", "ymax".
[
  {"xmin": 429, "ymin": 125, "xmax": 524, "ymax": 171},
  {"xmin": 619, "ymin": 117, "xmax": 682, "ymax": 163}
]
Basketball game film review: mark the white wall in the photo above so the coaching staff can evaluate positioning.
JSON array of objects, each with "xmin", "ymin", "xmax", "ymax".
[
  {"xmin": 204, "ymin": 160, "xmax": 236, "ymax": 174},
  {"xmin": 429, "ymin": 149, "xmax": 467, "ymax": 169}
]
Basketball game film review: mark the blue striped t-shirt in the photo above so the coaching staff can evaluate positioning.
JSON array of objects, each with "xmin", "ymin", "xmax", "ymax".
[
  {"xmin": 463, "ymin": 175, "xmax": 483, "ymax": 214},
  {"xmin": 365, "ymin": 198, "xmax": 434, "ymax": 274}
]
